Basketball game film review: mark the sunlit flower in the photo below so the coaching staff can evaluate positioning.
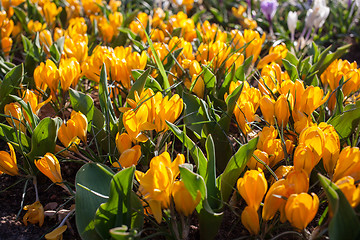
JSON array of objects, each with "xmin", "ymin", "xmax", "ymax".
[
  {"xmin": 335, "ymin": 176, "xmax": 360, "ymax": 208},
  {"xmin": 35, "ymin": 153, "xmax": 63, "ymax": 185},
  {"xmin": 333, "ymin": 146, "xmax": 360, "ymax": 182},
  {"xmin": 237, "ymin": 169, "xmax": 268, "ymax": 210},
  {"xmin": 172, "ymin": 180, "xmax": 201, "ymax": 216},
  {"xmin": 4, "ymin": 102, "xmax": 27, "ymax": 132},
  {"xmin": 241, "ymin": 206, "xmax": 260, "ymax": 235},
  {"xmin": 0, "ymin": 143, "xmax": 18, "ymax": 176},
  {"xmin": 285, "ymin": 193, "xmax": 319, "ymax": 230}
]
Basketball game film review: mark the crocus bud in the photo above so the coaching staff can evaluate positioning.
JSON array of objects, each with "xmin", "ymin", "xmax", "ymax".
[
  {"xmin": 285, "ymin": 193, "xmax": 319, "ymax": 230},
  {"xmin": 335, "ymin": 176, "xmax": 360, "ymax": 208},
  {"xmin": 262, "ymin": 179, "xmax": 287, "ymax": 221},
  {"xmin": 260, "ymin": 95, "xmax": 275, "ymax": 125},
  {"xmin": 298, "ymin": 125, "xmax": 325, "ymax": 163},
  {"xmin": 23, "ymin": 201, "xmax": 45, "ymax": 227},
  {"xmin": 241, "ymin": 206, "xmax": 260, "ymax": 235},
  {"xmin": 247, "ymin": 149, "xmax": 269, "ymax": 170},
  {"xmin": 35, "ymin": 153, "xmax": 63, "ymax": 185},
  {"xmin": 275, "ymin": 94, "xmax": 292, "ymax": 127},
  {"xmin": 333, "ymin": 146, "xmax": 360, "ymax": 182},
  {"xmin": 287, "ymin": 11, "xmax": 298, "ymax": 41},
  {"xmin": 237, "ymin": 169, "xmax": 268, "ymax": 210},
  {"xmin": 172, "ymin": 180, "xmax": 201, "ymax": 216},
  {"xmin": 0, "ymin": 143, "xmax": 18, "ymax": 176},
  {"xmin": 293, "ymin": 144, "xmax": 317, "ymax": 175},
  {"xmin": 113, "ymin": 145, "xmax": 142, "ymax": 168},
  {"xmin": 115, "ymin": 132, "xmax": 132, "ymax": 154}
]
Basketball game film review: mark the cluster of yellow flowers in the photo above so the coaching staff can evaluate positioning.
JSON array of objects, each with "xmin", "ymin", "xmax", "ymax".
[{"xmin": 1, "ymin": 0, "xmax": 360, "ymax": 238}]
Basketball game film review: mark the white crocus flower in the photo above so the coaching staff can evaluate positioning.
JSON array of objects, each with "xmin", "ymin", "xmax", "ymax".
[{"xmin": 287, "ymin": 11, "xmax": 298, "ymax": 41}]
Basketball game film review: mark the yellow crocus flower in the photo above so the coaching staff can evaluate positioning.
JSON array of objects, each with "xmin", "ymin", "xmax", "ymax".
[
  {"xmin": 333, "ymin": 146, "xmax": 360, "ymax": 182},
  {"xmin": 335, "ymin": 176, "xmax": 360, "ymax": 208},
  {"xmin": 237, "ymin": 169, "xmax": 268, "ymax": 210},
  {"xmin": 172, "ymin": 180, "xmax": 201, "ymax": 216},
  {"xmin": 241, "ymin": 206, "xmax": 260, "ymax": 235},
  {"xmin": 4, "ymin": 102, "xmax": 27, "ymax": 132},
  {"xmin": 285, "ymin": 193, "xmax": 319, "ymax": 230},
  {"xmin": 0, "ymin": 143, "xmax": 18, "ymax": 176},
  {"xmin": 35, "ymin": 152, "xmax": 63, "ymax": 185},
  {"xmin": 59, "ymin": 57, "xmax": 81, "ymax": 92},
  {"xmin": 58, "ymin": 111, "xmax": 87, "ymax": 151}
]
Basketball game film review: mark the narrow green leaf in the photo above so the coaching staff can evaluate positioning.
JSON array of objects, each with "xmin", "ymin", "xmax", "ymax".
[{"xmin": 218, "ymin": 137, "xmax": 258, "ymax": 202}]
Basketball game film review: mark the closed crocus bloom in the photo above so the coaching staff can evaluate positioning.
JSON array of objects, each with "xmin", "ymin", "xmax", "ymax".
[
  {"xmin": 225, "ymin": 53, "xmax": 244, "ymax": 70},
  {"xmin": 58, "ymin": 120, "xmax": 80, "ymax": 152},
  {"xmin": 286, "ymin": 169, "xmax": 309, "ymax": 194},
  {"xmin": 23, "ymin": 201, "xmax": 45, "ymax": 227},
  {"xmin": 319, "ymin": 123, "xmax": 340, "ymax": 175},
  {"xmin": 285, "ymin": 193, "xmax": 319, "ymax": 230},
  {"xmin": 293, "ymin": 144, "xmax": 317, "ymax": 176},
  {"xmin": 260, "ymin": 95, "xmax": 275, "ymax": 125},
  {"xmin": 287, "ymin": 11, "xmax": 298, "ymax": 41},
  {"xmin": 247, "ymin": 149, "xmax": 269, "ymax": 170},
  {"xmin": 70, "ymin": 111, "xmax": 88, "ymax": 143},
  {"xmin": 113, "ymin": 145, "xmax": 142, "ymax": 168},
  {"xmin": 43, "ymin": 1, "xmax": 62, "ymax": 24},
  {"xmin": 241, "ymin": 206, "xmax": 260, "ymax": 235},
  {"xmin": 115, "ymin": 132, "xmax": 132, "ymax": 154},
  {"xmin": 275, "ymin": 94, "xmax": 293, "ymax": 127},
  {"xmin": 262, "ymin": 138, "xmax": 284, "ymax": 167},
  {"xmin": 172, "ymin": 180, "xmax": 201, "ymax": 216},
  {"xmin": 59, "ymin": 57, "xmax": 81, "ymax": 91},
  {"xmin": 0, "ymin": 143, "xmax": 18, "ymax": 176},
  {"xmin": 237, "ymin": 169, "xmax": 268, "ymax": 210},
  {"xmin": 45, "ymin": 225, "xmax": 67, "ymax": 240},
  {"xmin": 43, "ymin": 59, "xmax": 60, "ymax": 94},
  {"xmin": 335, "ymin": 176, "xmax": 360, "ymax": 208},
  {"xmin": 1, "ymin": 37, "xmax": 12, "ymax": 57},
  {"xmin": 299, "ymin": 125, "xmax": 325, "ymax": 163},
  {"xmin": 257, "ymin": 126, "xmax": 277, "ymax": 150},
  {"xmin": 35, "ymin": 153, "xmax": 63, "ymax": 185},
  {"xmin": 39, "ymin": 29, "xmax": 53, "ymax": 54},
  {"xmin": 299, "ymin": 86, "xmax": 329, "ymax": 116},
  {"xmin": 271, "ymin": 165, "xmax": 293, "ymax": 184},
  {"xmin": 333, "ymin": 146, "xmax": 360, "ymax": 182},
  {"xmin": 4, "ymin": 102, "xmax": 26, "ymax": 132},
  {"xmin": 262, "ymin": 179, "xmax": 288, "ymax": 221}
]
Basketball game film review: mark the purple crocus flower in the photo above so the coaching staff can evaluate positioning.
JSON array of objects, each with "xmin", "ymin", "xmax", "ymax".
[{"xmin": 260, "ymin": 0, "xmax": 279, "ymax": 22}]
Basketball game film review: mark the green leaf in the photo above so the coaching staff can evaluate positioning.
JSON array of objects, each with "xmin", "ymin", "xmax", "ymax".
[
  {"xmin": 69, "ymin": 88, "xmax": 95, "ymax": 132},
  {"xmin": 0, "ymin": 123, "xmax": 30, "ymax": 151},
  {"xmin": 318, "ymin": 174, "xmax": 360, "ymax": 240},
  {"xmin": 203, "ymin": 66, "xmax": 216, "ymax": 92},
  {"xmin": 99, "ymin": 63, "xmax": 117, "ymax": 124},
  {"xmin": 285, "ymin": 51, "xmax": 299, "ymax": 66},
  {"xmin": 128, "ymin": 68, "xmax": 151, "ymax": 101},
  {"xmin": 179, "ymin": 166, "xmax": 207, "ymax": 208},
  {"xmin": 75, "ymin": 163, "xmax": 114, "ymax": 240},
  {"xmin": 219, "ymin": 65, "xmax": 235, "ymax": 100},
  {"xmin": 167, "ymin": 121, "xmax": 207, "ymax": 178},
  {"xmin": 327, "ymin": 100, "xmax": 360, "ymax": 141},
  {"xmin": 182, "ymin": 92, "xmax": 210, "ymax": 138},
  {"xmin": 0, "ymin": 64, "xmax": 24, "ymax": 102},
  {"xmin": 282, "ymin": 59, "xmax": 299, "ymax": 81},
  {"xmin": 27, "ymin": 117, "xmax": 61, "ymax": 161},
  {"xmin": 142, "ymin": 26, "xmax": 170, "ymax": 92},
  {"xmin": 94, "ymin": 166, "xmax": 142, "ymax": 239},
  {"xmin": 217, "ymin": 137, "xmax": 258, "ymax": 202},
  {"xmin": 205, "ymin": 135, "xmax": 220, "ymax": 209}
]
